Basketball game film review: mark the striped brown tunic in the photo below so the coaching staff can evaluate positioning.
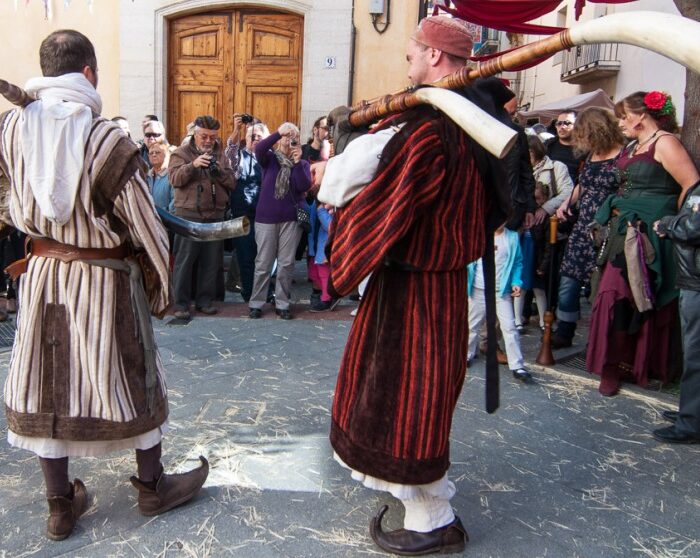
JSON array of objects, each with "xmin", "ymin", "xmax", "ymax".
[
  {"xmin": 0, "ymin": 108, "xmax": 170, "ymax": 443},
  {"xmin": 329, "ymin": 106, "xmax": 485, "ymax": 485}
]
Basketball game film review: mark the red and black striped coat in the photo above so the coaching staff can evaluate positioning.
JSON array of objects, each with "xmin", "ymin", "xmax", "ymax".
[{"xmin": 329, "ymin": 105, "xmax": 486, "ymax": 484}]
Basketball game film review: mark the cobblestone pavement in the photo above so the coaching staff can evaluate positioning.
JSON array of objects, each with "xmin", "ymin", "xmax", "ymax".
[{"xmin": 0, "ymin": 263, "xmax": 697, "ymax": 557}]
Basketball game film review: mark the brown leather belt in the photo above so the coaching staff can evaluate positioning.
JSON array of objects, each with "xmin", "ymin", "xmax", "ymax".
[{"xmin": 5, "ymin": 238, "xmax": 129, "ymax": 280}]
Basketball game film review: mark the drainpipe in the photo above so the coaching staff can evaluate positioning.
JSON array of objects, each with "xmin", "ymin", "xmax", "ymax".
[{"xmin": 348, "ymin": 1, "xmax": 357, "ymax": 105}]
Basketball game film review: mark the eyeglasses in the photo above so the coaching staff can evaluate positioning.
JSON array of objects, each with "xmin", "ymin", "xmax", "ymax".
[
  {"xmin": 555, "ymin": 121, "xmax": 573, "ymax": 127},
  {"xmin": 319, "ymin": 126, "xmax": 329, "ymax": 131},
  {"xmin": 144, "ymin": 133, "xmax": 162, "ymax": 138},
  {"xmin": 251, "ymin": 135, "xmax": 263, "ymax": 141}
]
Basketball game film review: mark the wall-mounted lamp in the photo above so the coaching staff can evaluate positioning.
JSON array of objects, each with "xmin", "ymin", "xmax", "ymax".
[{"xmin": 370, "ymin": 0, "xmax": 391, "ymax": 34}]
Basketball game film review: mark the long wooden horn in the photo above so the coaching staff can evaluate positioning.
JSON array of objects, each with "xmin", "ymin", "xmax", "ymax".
[{"xmin": 349, "ymin": 11, "xmax": 700, "ymax": 128}]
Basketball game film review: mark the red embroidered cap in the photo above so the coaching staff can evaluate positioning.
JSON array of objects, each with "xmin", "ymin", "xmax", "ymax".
[{"xmin": 413, "ymin": 16, "xmax": 474, "ymax": 59}]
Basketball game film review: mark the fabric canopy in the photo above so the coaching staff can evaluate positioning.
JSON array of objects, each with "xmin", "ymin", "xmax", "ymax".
[
  {"xmin": 435, "ymin": 0, "xmax": 638, "ymax": 35},
  {"xmin": 516, "ymin": 88, "xmax": 616, "ymax": 124}
]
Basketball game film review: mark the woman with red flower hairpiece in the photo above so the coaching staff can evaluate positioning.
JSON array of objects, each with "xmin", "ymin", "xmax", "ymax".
[{"xmin": 585, "ymin": 91, "xmax": 700, "ymax": 397}]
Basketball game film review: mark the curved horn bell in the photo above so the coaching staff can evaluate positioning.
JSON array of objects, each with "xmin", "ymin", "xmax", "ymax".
[
  {"xmin": 156, "ymin": 208, "xmax": 250, "ymax": 242},
  {"xmin": 414, "ymin": 88, "xmax": 517, "ymax": 159},
  {"xmin": 566, "ymin": 12, "xmax": 700, "ymax": 75}
]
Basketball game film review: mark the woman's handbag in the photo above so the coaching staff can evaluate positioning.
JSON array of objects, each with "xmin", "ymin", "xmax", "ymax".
[{"xmin": 296, "ymin": 205, "xmax": 311, "ymax": 233}]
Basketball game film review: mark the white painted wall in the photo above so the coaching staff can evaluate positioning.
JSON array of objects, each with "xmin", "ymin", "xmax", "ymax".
[
  {"xmin": 118, "ymin": 0, "xmax": 353, "ymax": 140},
  {"xmin": 509, "ymin": 0, "xmax": 685, "ymax": 122}
]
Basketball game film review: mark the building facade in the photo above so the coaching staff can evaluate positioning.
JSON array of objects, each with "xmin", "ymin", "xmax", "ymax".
[
  {"xmin": 0, "ymin": 0, "xmax": 687, "ymax": 138},
  {"xmin": 0, "ymin": 0, "xmax": 432, "ymax": 141}
]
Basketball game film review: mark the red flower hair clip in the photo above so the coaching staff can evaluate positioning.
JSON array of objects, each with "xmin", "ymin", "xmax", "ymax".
[{"xmin": 644, "ymin": 91, "xmax": 674, "ymax": 116}]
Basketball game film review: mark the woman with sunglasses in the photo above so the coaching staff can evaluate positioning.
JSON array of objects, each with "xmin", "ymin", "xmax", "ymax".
[
  {"xmin": 586, "ymin": 92, "xmax": 699, "ymax": 396},
  {"xmin": 140, "ymin": 120, "xmax": 167, "ymax": 168}
]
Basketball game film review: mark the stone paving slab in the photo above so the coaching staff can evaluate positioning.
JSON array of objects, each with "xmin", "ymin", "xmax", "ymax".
[{"xmin": 0, "ymin": 265, "xmax": 698, "ymax": 557}]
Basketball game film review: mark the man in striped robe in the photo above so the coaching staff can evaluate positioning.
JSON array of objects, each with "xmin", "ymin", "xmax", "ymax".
[
  {"xmin": 321, "ymin": 16, "xmax": 490, "ymax": 556},
  {"xmin": 0, "ymin": 30, "xmax": 207, "ymax": 541}
]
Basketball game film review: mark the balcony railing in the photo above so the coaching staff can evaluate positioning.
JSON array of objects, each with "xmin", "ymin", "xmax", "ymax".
[
  {"xmin": 561, "ymin": 43, "xmax": 620, "ymax": 84},
  {"xmin": 473, "ymin": 28, "xmax": 501, "ymax": 56}
]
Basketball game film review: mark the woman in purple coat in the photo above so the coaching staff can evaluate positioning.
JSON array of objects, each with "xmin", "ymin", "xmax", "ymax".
[{"xmin": 248, "ymin": 122, "xmax": 311, "ymax": 319}]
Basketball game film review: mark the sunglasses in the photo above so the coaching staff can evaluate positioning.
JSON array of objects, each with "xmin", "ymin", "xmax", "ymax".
[
  {"xmin": 144, "ymin": 133, "xmax": 162, "ymax": 138},
  {"xmin": 555, "ymin": 121, "xmax": 573, "ymax": 127}
]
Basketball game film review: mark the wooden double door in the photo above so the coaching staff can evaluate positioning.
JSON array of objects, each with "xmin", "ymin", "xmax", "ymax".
[{"xmin": 168, "ymin": 9, "xmax": 303, "ymax": 143}]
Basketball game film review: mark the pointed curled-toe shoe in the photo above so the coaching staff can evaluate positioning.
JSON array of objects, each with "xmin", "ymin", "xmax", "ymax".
[
  {"xmin": 130, "ymin": 456, "xmax": 209, "ymax": 516},
  {"xmin": 46, "ymin": 479, "xmax": 88, "ymax": 541},
  {"xmin": 369, "ymin": 505, "xmax": 469, "ymax": 556}
]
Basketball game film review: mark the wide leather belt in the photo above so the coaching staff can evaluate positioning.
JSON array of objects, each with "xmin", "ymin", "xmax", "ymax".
[{"xmin": 5, "ymin": 238, "xmax": 129, "ymax": 280}]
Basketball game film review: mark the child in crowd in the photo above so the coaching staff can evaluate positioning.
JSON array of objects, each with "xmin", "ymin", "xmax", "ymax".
[
  {"xmin": 468, "ymin": 224, "xmax": 532, "ymax": 381},
  {"xmin": 309, "ymin": 203, "xmax": 339, "ymax": 312},
  {"xmin": 516, "ymin": 183, "xmax": 552, "ymax": 331}
]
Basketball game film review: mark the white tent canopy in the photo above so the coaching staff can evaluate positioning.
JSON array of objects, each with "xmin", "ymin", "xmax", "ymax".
[{"xmin": 517, "ymin": 89, "xmax": 615, "ymax": 124}]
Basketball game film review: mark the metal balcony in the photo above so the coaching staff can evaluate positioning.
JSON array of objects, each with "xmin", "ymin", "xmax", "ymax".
[
  {"xmin": 473, "ymin": 28, "xmax": 501, "ymax": 56},
  {"xmin": 560, "ymin": 43, "xmax": 620, "ymax": 84}
]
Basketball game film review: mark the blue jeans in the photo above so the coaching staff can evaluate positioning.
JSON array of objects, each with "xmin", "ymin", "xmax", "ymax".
[{"xmin": 555, "ymin": 275, "xmax": 582, "ymax": 340}]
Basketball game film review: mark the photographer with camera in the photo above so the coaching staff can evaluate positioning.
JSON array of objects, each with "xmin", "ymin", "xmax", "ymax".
[
  {"xmin": 225, "ymin": 114, "xmax": 269, "ymax": 302},
  {"xmin": 169, "ymin": 115, "xmax": 236, "ymax": 319},
  {"xmin": 248, "ymin": 122, "xmax": 311, "ymax": 320}
]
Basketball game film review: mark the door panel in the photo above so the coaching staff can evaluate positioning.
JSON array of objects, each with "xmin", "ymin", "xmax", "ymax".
[
  {"xmin": 173, "ymin": 85, "xmax": 222, "ymax": 137},
  {"xmin": 168, "ymin": 10, "xmax": 302, "ymax": 142},
  {"xmin": 236, "ymin": 13, "xmax": 302, "ymax": 131},
  {"xmin": 246, "ymin": 87, "xmax": 297, "ymax": 132}
]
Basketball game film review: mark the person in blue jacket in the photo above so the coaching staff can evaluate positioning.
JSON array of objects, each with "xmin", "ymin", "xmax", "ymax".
[{"xmin": 467, "ymin": 225, "xmax": 532, "ymax": 381}]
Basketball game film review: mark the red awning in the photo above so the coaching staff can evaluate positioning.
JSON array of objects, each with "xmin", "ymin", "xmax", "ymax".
[{"xmin": 435, "ymin": 0, "xmax": 638, "ymax": 35}]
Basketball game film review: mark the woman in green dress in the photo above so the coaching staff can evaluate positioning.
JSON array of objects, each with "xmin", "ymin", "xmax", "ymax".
[{"xmin": 586, "ymin": 91, "xmax": 700, "ymax": 396}]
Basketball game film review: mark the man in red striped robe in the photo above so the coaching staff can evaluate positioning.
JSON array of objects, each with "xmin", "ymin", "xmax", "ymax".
[{"xmin": 325, "ymin": 16, "xmax": 486, "ymax": 556}]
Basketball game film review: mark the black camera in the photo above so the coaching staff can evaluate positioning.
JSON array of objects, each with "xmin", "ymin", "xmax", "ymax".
[
  {"xmin": 240, "ymin": 113, "xmax": 254, "ymax": 124},
  {"xmin": 291, "ymin": 139, "xmax": 299, "ymax": 147},
  {"xmin": 207, "ymin": 158, "xmax": 221, "ymax": 178}
]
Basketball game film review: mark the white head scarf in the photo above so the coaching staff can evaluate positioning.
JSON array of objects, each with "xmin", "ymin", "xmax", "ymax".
[{"xmin": 19, "ymin": 72, "xmax": 102, "ymax": 225}]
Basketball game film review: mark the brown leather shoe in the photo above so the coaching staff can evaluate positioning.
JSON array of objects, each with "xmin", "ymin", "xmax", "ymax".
[
  {"xmin": 46, "ymin": 479, "xmax": 88, "ymax": 541},
  {"xmin": 130, "ymin": 456, "xmax": 209, "ymax": 516},
  {"xmin": 370, "ymin": 505, "xmax": 468, "ymax": 556}
]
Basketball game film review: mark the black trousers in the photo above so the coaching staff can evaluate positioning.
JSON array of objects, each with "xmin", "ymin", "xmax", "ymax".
[
  {"xmin": 172, "ymin": 235, "xmax": 223, "ymax": 309},
  {"xmin": 677, "ymin": 290, "xmax": 700, "ymax": 436}
]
